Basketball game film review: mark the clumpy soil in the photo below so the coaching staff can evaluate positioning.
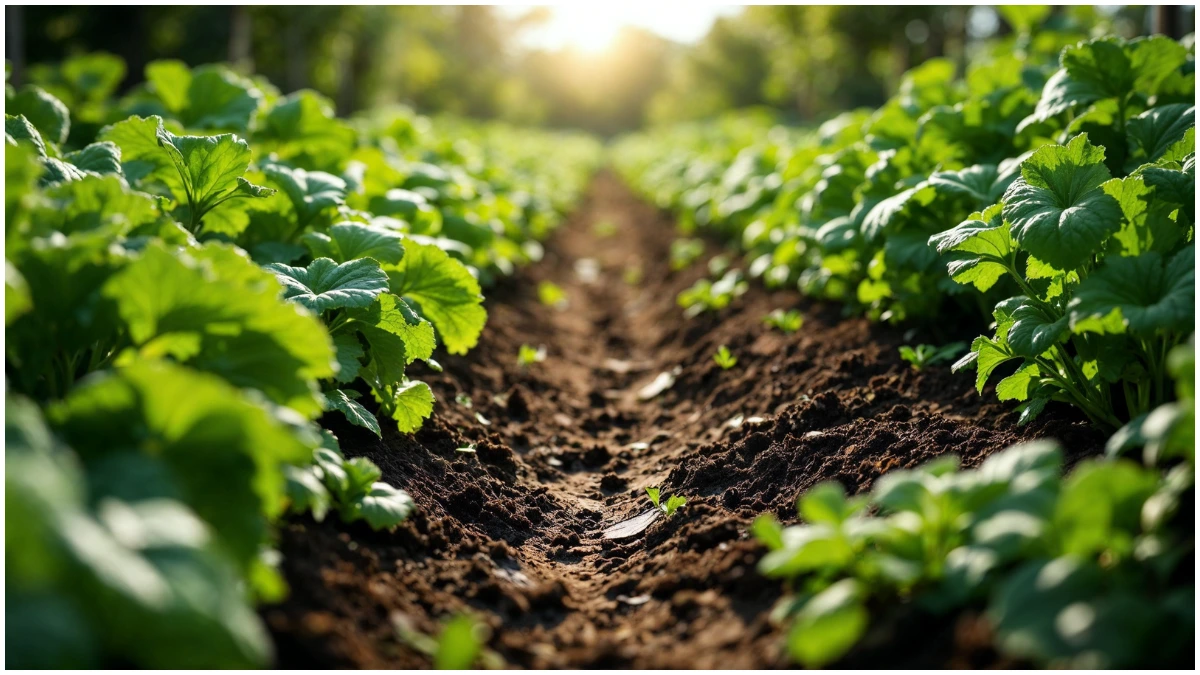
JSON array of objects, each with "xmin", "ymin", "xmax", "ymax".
[{"xmin": 264, "ymin": 173, "xmax": 1104, "ymax": 668}]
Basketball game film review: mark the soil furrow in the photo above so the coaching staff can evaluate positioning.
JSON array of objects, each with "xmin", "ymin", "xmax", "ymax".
[{"xmin": 265, "ymin": 172, "xmax": 1104, "ymax": 669}]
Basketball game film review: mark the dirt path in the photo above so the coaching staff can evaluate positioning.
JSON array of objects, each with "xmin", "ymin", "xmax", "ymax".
[{"xmin": 265, "ymin": 173, "xmax": 1104, "ymax": 668}]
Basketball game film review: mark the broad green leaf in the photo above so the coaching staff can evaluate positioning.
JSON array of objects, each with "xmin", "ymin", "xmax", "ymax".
[
  {"xmin": 970, "ymin": 334, "xmax": 1019, "ymax": 393},
  {"xmin": 155, "ymin": 127, "xmax": 274, "ymax": 221},
  {"xmin": 799, "ymin": 482, "xmax": 862, "ymax": 525},
  {"xmin": 64, "ymin": 142, "xmax": 123, "ymax": 176},
  {"xmin": 433, "ymin": 616, "xmax": 485, "ymax": 670},
  {"xmin": 105, "ymin": 242, "xmax": 335, "ymax": 415},
  {"xmin": 263, "ymin": 163, "xmax": 347, "ymax": 227},
  {"xmin": 97, "ymin": 116, "xmax": 180, "ymax": 188},
  {"xmin": 1126, "ymin": 104, "xmax": 1194, "ymax": 167},
  {"xmin": 930, "ymin": 204, "xmax": 1014, "ymax": 292},
  {"xmin": 6, "ymin": 114, "xmax": 48, "ymax": 157},
  {"xmin": 996, "ymin": 362, "xmax": 1041, "ymax": 402},
  {"xmin": 301, "ymin": 221, "xmax": 405, "ymax": 265},
  {"xmin": 266, "ymin": 257, "xmax": 389, "ymax": 314},
  {"xmin": 1069, "ymin": 246, "xmax": 1195, "ymax": 336},
  {"xmin": 1055, "ymin": 460, "xmax": 1158, "ymax": 557},
  {"xmin": 323, "ymin": 389, "xmax": 381, "ymax": 437},
  {"xmin": 50, "ymin": 360, "xmax": 317, "ymax": 568},
  {"xmin": 385, "ymin": 240, "xmax": 487, "ymax": 355},
  {"xmin": 1007, "ymin": 299, "xmax": 1067, "ymax": 357},
  {"xmin": 144, "ymin": 59, "xmax": 191, "ymax": 114},
  {"xmin": 256, "ymin": 90, "xmax": 357, "ymax": 167},
  {"xmin": 928, "ymin": 163, "xmax": 1017, "ymax": 205},
  {"xmin": 388, "ymin": 380, "xmax": 435, "ymax": 434},
  {"xmin": 1102, "ymin": 175, "xmax": 1183, "ymax": 256},
  {"xmin": 861, "ymin": 184, "xmax": 936, "ymax": 241},
  {"xmin": 7, "ymin": 85, "xmax": 70, "ymax": 146},
  {"xmin": 786, "ymin": 580, "xmax": 868, "ymax": 668},
  {"xmin": 352, "ymin": 482, "xmax": 416, "ymax": 531},
  {"xmin": 332, "ymin": 332, "xmax": 366, "ymax": 383},
  {"xmin": 1003, "ymin": 134, "xmax": 1121, "ymax": 270},
  {"xmin": 30, "ymin": 174, "xmax": 160, "ymax": 238},
  {"xmin": 175, "ymin": 65, "xmax": 262, "ymax": 131},
  {"xmin": 997, "ymin": 5, "xmax": 1050, "ymax": 33},
  {"xmin": 6, "ymin": 260, "xmax": 32, "ymax": 325},
  {"xmin": 284, "ymin": 464, "xmax": 331, "ymax": 521}
]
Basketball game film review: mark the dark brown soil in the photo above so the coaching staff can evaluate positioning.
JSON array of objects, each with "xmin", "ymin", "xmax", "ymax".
[{"xmin": 263, "ymin": 173, "xmax": 1105, "ymax": 668}]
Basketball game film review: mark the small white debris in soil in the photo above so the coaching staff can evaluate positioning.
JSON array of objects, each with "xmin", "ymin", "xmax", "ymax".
[
  {"xmin": 475, "ymin": 412, "xmax": 492, "ymax": 426},
  {"xmin": 603, "ymin": 358, "xmax": 632, "ymax": 373},
  {"xmin": 626, "ymin": 442, "xmax": 650, "ymax": 451},
  {"xmin": 616, "ymin": 594, "xmax": 652, "ymax": 606},
  {"xmin": 746, "ymin": 416, "xmax": 766, "ymax": 425},
  {"xmin": 638, "ymin": 368, "xmax": 679, "ymax": 400},
  {"xmin": 602, "ymin": 509, "xmax": 661, "ymax": 539},
  {"xmin": 456, "ymin": 445, "xmax": 477, "ymax": 453},
  {"xmin": 574, "ymin": 258, "xmax": 601, "ymax": 284},
  {"xmin": 726, "ymin": 414, "xmax": 745, "ymax": 428},
  {"xmin": 547, "ymin": 457, "xmax": 563, "ymax": 467},
  {"xmin": 804, "ymin": 431, "xmax": 825, "ymax": 438}
]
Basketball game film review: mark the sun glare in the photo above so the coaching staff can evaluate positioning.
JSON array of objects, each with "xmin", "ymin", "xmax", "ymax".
[{"xmin": 518, "ymin": 4, "xmax": 740, "ymax": 54}]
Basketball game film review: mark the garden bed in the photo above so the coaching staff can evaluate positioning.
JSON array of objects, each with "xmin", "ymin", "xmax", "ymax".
[{"xmin": 264, "ymin": 173, "xmax": 1104, "ymax": 668}]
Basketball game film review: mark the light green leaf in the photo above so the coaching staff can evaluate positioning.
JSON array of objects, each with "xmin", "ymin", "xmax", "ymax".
[
  {"xmin": 97, "ymin": 115, "xmax": 179, "ymax": 188},
  {"xmin": 144, "ymin": 60, "xmax": 191, "ymax": 114},
  {"xmin": 6, "ymin": 114, "xmax": 48, "ymax": 157},
  {"xmin": 284, "ymin": 465, "xmax": 331, "ymax": 522},
  {"xmin": 389, "ymin": 380, "xmax": 435, "ymax": 434},
  {"xmin": 386, "ymin": 240, "xmax": 487, "ymax": 355},
  {"xmin": 786, "ymin": 579, "xmax": 868, "ymax": 668},
  {"xmin": 155, "ymin": 127, "xmax": 274, "ymax": 221},
  {"xmin": 1069, "ymin": 246, "xmax": 1195, "ymax": 336},
  {"xmin": 1003, "ymin": 134, "xmax": 1122, "ymax": 270},
  {"xmin": 256, "ymin": 90, "xmax": 357, "ymax": 166},
  {"xmin": 353, "ymin": 482, "xmax": 416, "ymax": 530},
  {"xmin": 263, "ymin": 163, "xmax": 347, "ymax": 227},
  {"xmin": 7, "ymin": 85, "xmax": 70, "ymax": 146},
  {"xmin": 265, "ymin": 257, "xmax": 389, "ymax": 314},
  {"xmin": 175, "ymin": 65, "xmax": 262, "ymax": 131},
  {"xmin": 1102, "ymin": 175, "xmax": 1183, "ymax": 256},
  {"xmin": 930, "ymin": 204, "xmax": 1014, "ymax": 292},
  {"xmin": 6, "ymin": 260, "xmax": 32, "ymax": 325},
  {"xmin": 332, "ymin": 333, "xmax": 366, "ymax": 384},
  {"xmin": 104, "ymin": 242, "xmax": 335, "ymax": 415},
  {"xmin": 302, "ymin": 221, "xmax": 405, "ymax": 265},
  {"xmin": 996, "ymin": 362, "xmax": 1041, "ymax": 402},
  {"xmin": 64, "ymin": 141, "xmax": 123, "ymax": 176}
]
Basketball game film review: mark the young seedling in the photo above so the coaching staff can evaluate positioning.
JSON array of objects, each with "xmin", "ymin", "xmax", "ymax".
[
  {"xmin": 537, "ymin": 281, "xmax": 568, "ymax": 309},
  {"xmin": 898, "ymin": 342, "xmax": 967, "ymax": 371},
  {"xmin": 517, "ymin": 344, "xmax": 547, "ymax": 366},
  {"xmin": 763, "ymin": 308, "xmax": 803, "ymax": 334},
  {"xmin": 646, "ymin": 487, "xmax": 687, "ymax": 517},
  {"xmin": 713, "ymin": 345, "xmax": 738, "ymax": 370},
  {"xmin": 670, "ymin": 238, "xmax": 705, "ymax": 271}
]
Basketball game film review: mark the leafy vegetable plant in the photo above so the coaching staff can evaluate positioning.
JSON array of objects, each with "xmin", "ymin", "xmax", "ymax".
[
  {"xmin": 763, "ymin": 308, "xmax": 804, "ymax": 334},
  {"xmin": 898, "ymin": 341, "xmax": 966, "ymax": 370},
  {"xmin": 713, "ymin": 344, "xmax": 738, "ymax": 369},
  {"xmin": 646, "ymin": 486, "xmax": 687, "ymax": 517}
]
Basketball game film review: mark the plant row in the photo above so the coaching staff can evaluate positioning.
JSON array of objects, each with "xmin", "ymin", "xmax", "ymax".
[
  {"xmin": 615, "ymin": 33, "xmax": 1194, "ymax": 432},
  {"xmin": 615, "ymin": 30, "xmax": 1195, "ymax": 668},
  {"xmin": 5, "ymin": 54, "xmax": 600, "ymax": 668}
]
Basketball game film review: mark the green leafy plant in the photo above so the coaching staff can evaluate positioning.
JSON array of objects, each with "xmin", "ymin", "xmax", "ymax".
[
  {"xmin": 763, "ymin": 308, "xmax": 804, "ymax": 334},
  {"xmin": 517, "ymin": 343, "xmax": 547, "ymax": 366},
  {"xmin": 670, "ymin": 237, "xmax": 705, "ymax": 270},
  {"xmin": 537, "ymin": 280, "xmax": 568, "ymax": 308},
  {"xmin": 713, "ymin": 344, "xmax": 738, "ymax": 369},
  {"xmin": 898, "ymin": 341, "xmax": 966, "ymax": 370},
  {"xmin": 678, "ymin": 268, "xmax": 748, "ymax": 317},
  {"xmin": 5, "ymin": 53, "xmax": 600, "ymax": 669},
  {"xmin": 646, "ymin": 486, "xmax": 687, "ymax": 517}
]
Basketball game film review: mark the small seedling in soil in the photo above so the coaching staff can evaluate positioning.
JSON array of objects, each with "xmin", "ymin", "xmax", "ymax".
[
  {"xmin": 670, "ymin": 238, "xmax": 705, "ymax": 271},
  {"xmin": 593, "ymin": 219, "xmax": 617, "ymax": 237},
  {"xmin": 456, "ymin": 444, "xmax": 477, "ymax": 454},
  {"xmin": 623, "ymin": 265, "xmax": 643, "ymax": 286},
  {"xmin": 518, "ymin": 344, "xmax": 547, "ymax": 366},
  {"xmin": 393, "ymin": 613, "xmax": 504, "ymax": 669},
  {"xmin": 455, "ymin": 393, "xmax": 473, "ymax": 408},
  {"xmin": 538, "ymin": 281, "xmax": 568, "ymax": 309},
  {"xmin": 646, "ymin": 487, "xmax": 687, "ymax": 517},
  {"xmin": 708, "ymin": 254, "xmax": 731, "ymax": 275},
  {"xmin": 763, "ymin": 308, "xmax": 803, "ymax": 334},
  {"xmin": 899, "ymin": 342, "xmax": 966, "ymax": 370},
  {"xmin": 713, "ymin": 345, "xmax": 738, "ymax": 369}
]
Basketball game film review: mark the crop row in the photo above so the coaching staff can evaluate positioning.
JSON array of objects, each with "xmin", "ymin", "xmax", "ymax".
[
  {"xmin": 616, "ymin": 30, "xmax": 1194, "ymax": 667},
  {"xmin": 5, "ymin": 54, "xmax": 600, "ymax": 668}
]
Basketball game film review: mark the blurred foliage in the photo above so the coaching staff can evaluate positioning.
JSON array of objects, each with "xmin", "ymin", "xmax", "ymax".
[{"xmin": 7, "ymin": 5, "xmax": 1191, "ymax": 134}]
